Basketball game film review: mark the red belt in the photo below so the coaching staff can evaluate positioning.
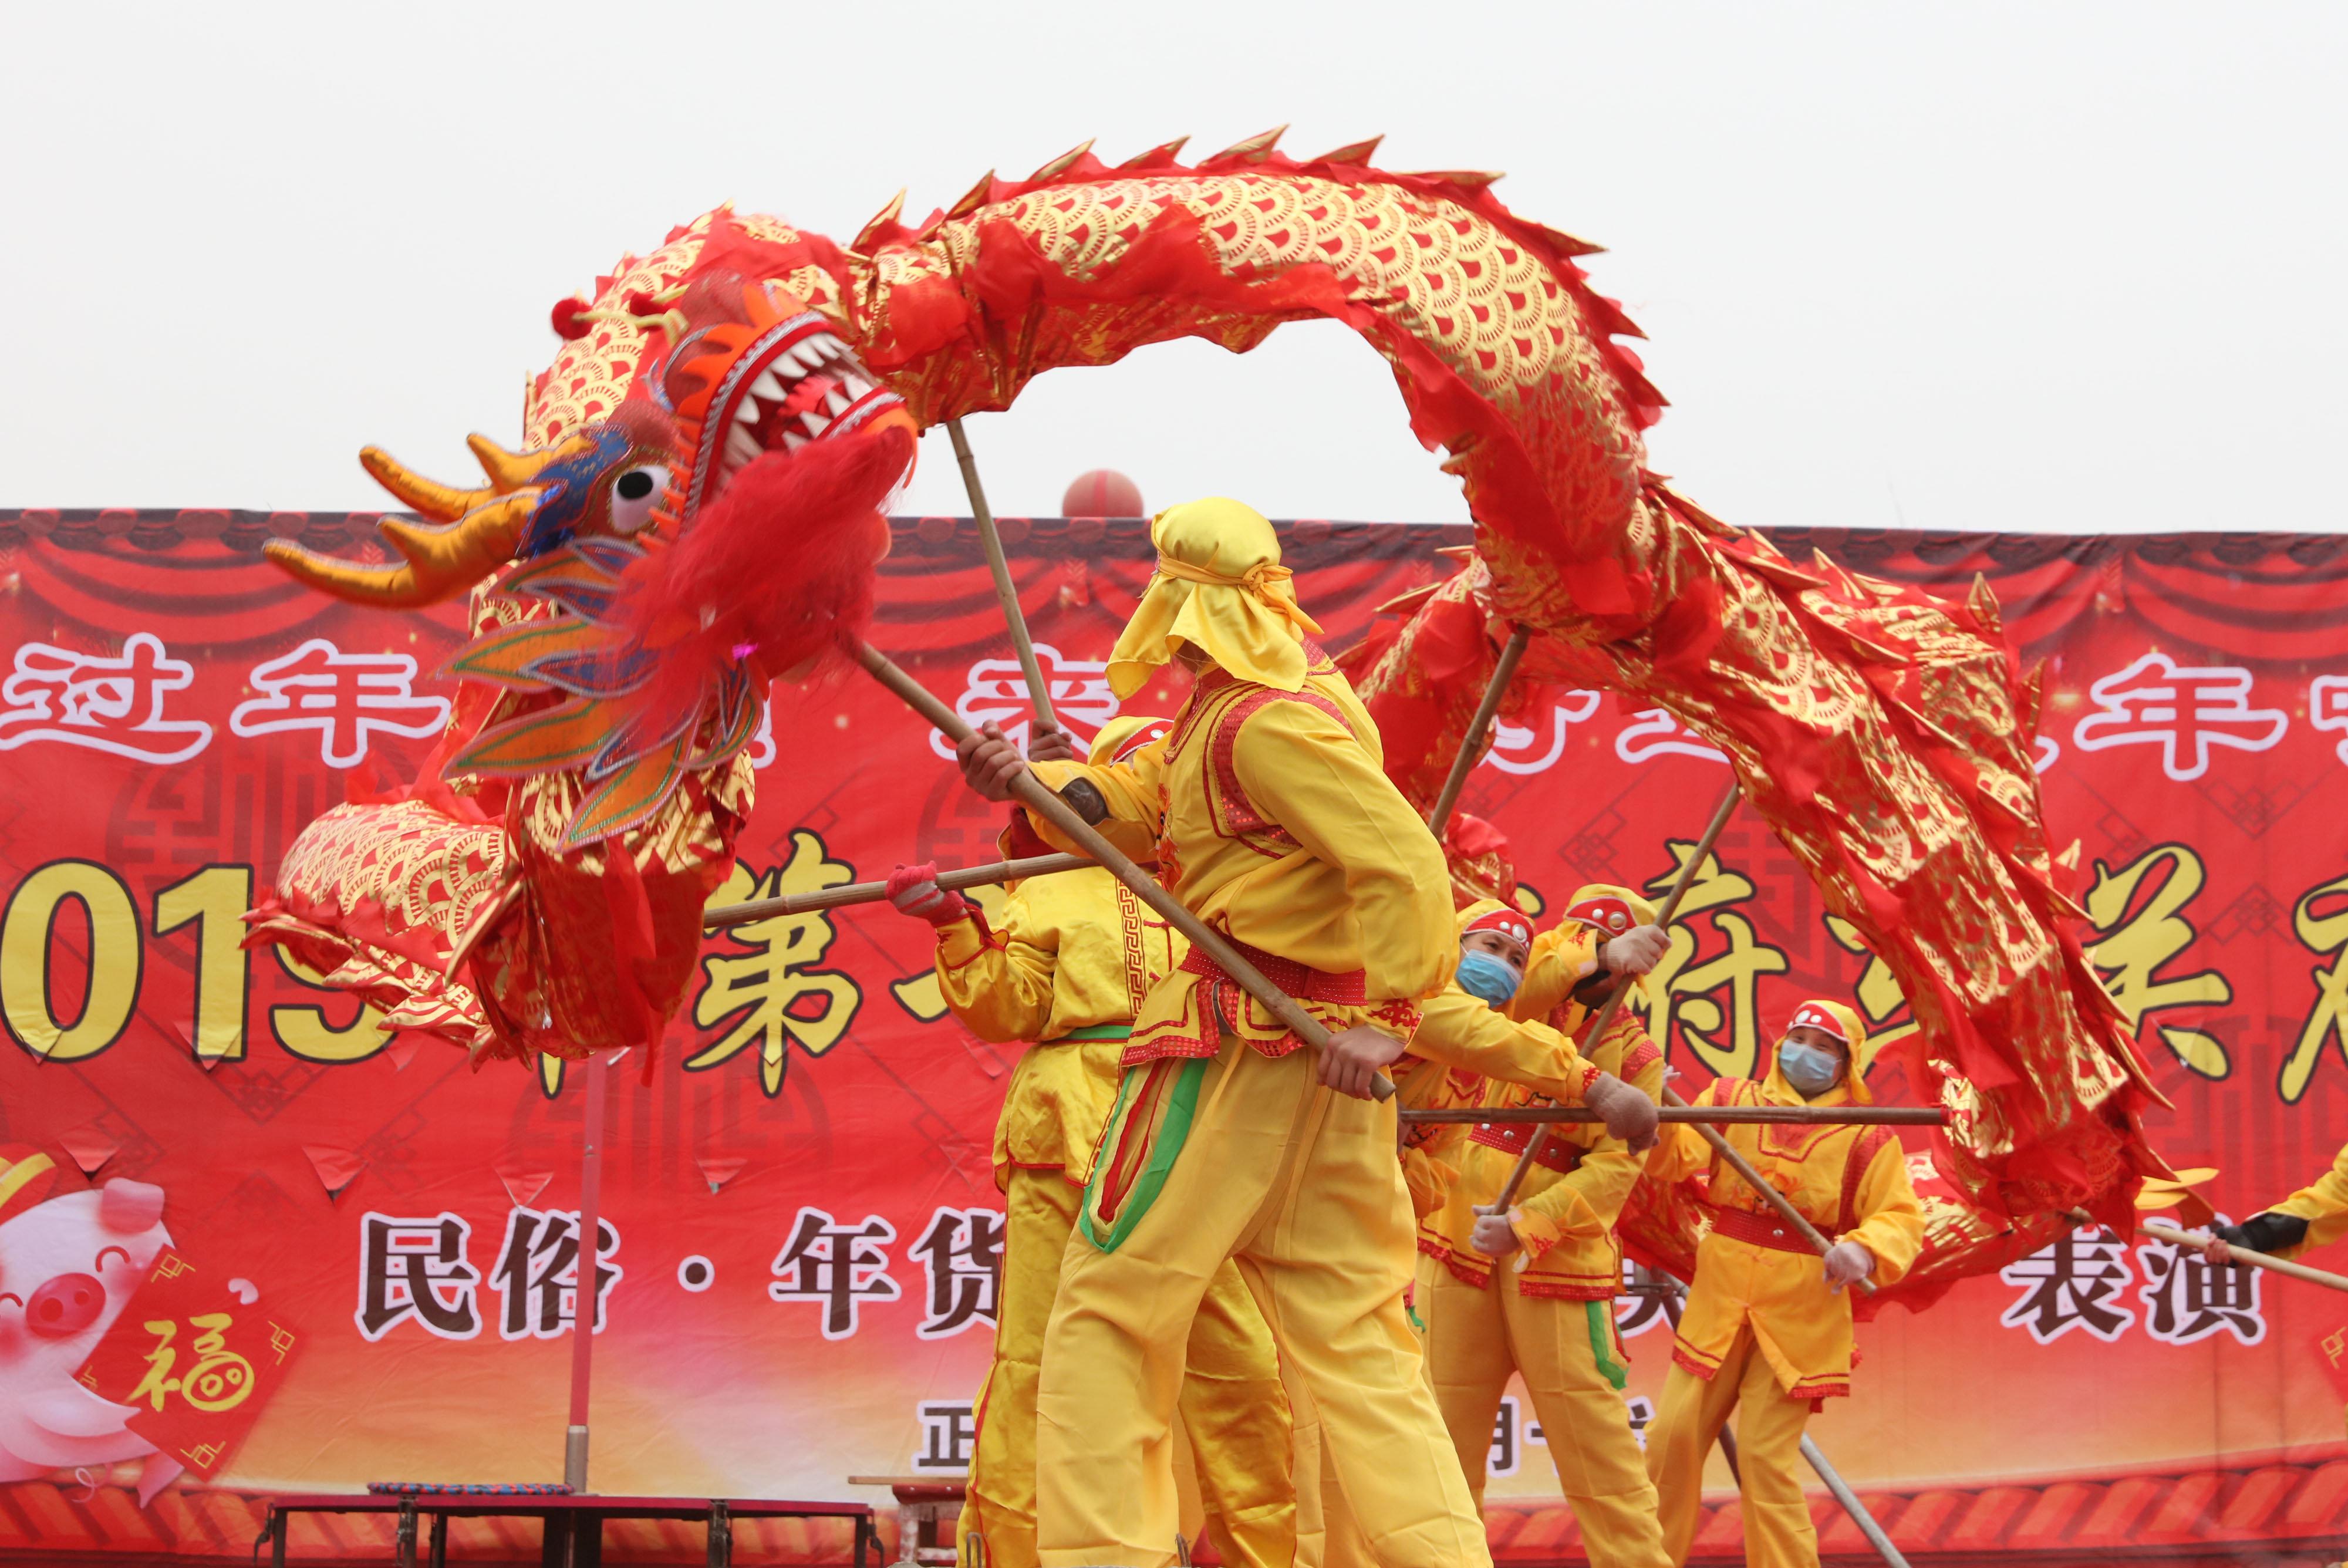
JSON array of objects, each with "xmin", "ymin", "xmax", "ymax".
[
  {"xmin": 1468, "ymin": 1118, "xmax": 1584, "ymax": 1175},
  {"xmin": 1178, "ymin": 936, "xmax": 1367, "ymax": 1005},
  {"xmin": 1708, "ymin": 1205, "xmax": 1829, "ymax": 1254}
]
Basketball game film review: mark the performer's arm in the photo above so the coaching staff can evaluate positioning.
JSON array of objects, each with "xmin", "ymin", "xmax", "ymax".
[
  {"xmin": 1835, "ymin": 1135, "xmax": 1927, "ymax": 1289},
  {"xmin": 1508, "ymin": 925, "xmax": 1596, "ymax": 1025},
  {"xmin": 930, "ymin": 886, "xmax": 1058, "ymax": 1044},
  {"xmin": 1641, "ymin": 1076, "xmax": 1720, "ymax": 1186},
  {"xmin": 1504, "ymin": 1023, "xmax": 1663, "ymax": 1259},
  {"xmin": 2214, "ymin": 1142, "xmax": 2348, "ymax": 1260},
  {"xmin": 1230, "ymin": 699, "xmax": 1455, "ymax": 1004},
  {"xmin": 1024, "ymin": 743, "xmax": 1165, "ymax": 864},
  {"xmin": 1411, "ymin": 990, "xmax": 1598, "ymax": 1101}
]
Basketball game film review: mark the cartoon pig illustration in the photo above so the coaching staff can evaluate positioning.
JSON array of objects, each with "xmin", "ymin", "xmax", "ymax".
[{"xmin": 0, "ymin": 1165, "xmax": 177, "ymax": 1502}]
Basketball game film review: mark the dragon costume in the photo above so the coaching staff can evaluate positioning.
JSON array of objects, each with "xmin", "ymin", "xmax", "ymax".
[{"xmin": 249, "ymin": 129, "xmax": 2165, "ymax": 1300}]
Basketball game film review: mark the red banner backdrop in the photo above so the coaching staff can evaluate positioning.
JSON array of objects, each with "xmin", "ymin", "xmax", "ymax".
[{"xmin": 0, "ymin": 507, "xmax": 2344, "ymax": 1564}]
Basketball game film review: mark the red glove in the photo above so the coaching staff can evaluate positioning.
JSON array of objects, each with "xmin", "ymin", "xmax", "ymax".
[{"xmin": 888, "ymin": 862, "xmax": 974, "ymax": 928}]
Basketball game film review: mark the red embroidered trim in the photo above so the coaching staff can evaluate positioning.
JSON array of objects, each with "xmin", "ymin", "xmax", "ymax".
[
  {"xmin": 1621, "ymin": 1039, "xmax": 1663, "ymax": 1079},
  {"xmin": 1787, "ymin": 1378, "xmax": 1851, "ymax": 1401},
  {"xmin": 1210, "ymin": 686, "xmax": 1355, "ymax": 857},
  {"xmin": 1672, "ymin": 1340, "xmax": 1721, "ymax": 1381},
  {"xmin": 1838, "ymin": 1126, "xmax": 1896, "ymax": 1236},
  {"xmin": 1443, "ymin": 1253, "xmax": 1495, "ymax": 1290},
  {"xmin": 1124, "ymin": 940, "xmax": 1369, "ymax": 1064},
  {"xmin": 1469, "ymin": 1118, "xmax": 1585, "ymax": 1174}
]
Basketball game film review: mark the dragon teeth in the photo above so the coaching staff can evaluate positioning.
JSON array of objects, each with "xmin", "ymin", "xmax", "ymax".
[
  {"xmin": 824, "ymin": 389, "xmax": 851, "ymax": 416},
  {"xmin": 733, "ymin": 394, "xmax": 761, "ymax": 427},
  {"xmin": 725, "ymin": 424, "xmax": 761, "ymax": 467},
  {"xmin": 750, "ymin": 370, "xmax": 787, "ymax": 402},
  {"xmin": 801, "ymin": 412, "xmax": 831, "ymax": 437}
]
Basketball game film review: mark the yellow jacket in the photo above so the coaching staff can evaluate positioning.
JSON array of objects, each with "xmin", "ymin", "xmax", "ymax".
[
  {"xmin": 2266, "ymin": 1142, "xmax": 2348, "ymax": 1259},
  {"xmin": 933, "ymin": 865, "xmax": 1183, "ymax": 1188},
  {"xmin": 1422, "ymin": 1011, "xmax": 1663, "ymax": 1300},
  {"xmin": 1647, "ymin": 1063, "xmax": 1925, "ymax": 1400},
  {"xmin": 1031, "ymin": 654, "xmax": 1454, "ymax": 1063},
  {"xmin": 1392, "ymin": 984, "xmax": 1605, "ymax": 1222}
]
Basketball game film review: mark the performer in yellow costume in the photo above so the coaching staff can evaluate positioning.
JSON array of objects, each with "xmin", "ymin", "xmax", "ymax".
[
  {"xmin": 2201, "ymin": 1142, "xmax": 2348, "ymax": 1435},
  {"xmin": 890, "ymin": 717, "xmax": 1295, "ymax": 1568},
  {"xmin": 1416, "ymin": 889, "xmax": 1672, "ymax": 1567},
  {"xmin": 1642, "ymin": 1000, "xmax": 1924, "ymax": 1568},
  {"xmin": 952, "ymin": 500, "xmax": 1661, "ymax": 1568}
]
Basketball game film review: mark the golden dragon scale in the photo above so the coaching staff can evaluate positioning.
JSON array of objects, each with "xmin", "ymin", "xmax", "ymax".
[{"xmin": 316, "ymin": 131, "xmax": 2158, "ymax": 1296}]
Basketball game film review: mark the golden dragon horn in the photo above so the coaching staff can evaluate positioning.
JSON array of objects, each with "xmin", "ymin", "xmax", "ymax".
[{"xmin": 264, "ymin": 493, "xmax": 538, "ymax": 609}]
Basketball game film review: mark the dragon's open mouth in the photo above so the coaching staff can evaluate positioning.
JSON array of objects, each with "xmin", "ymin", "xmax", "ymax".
[{"xmin": 687, "ymin": 309, "xmax": 910, "ymax": 515}]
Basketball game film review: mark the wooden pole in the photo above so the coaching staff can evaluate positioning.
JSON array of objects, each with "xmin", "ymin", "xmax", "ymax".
[
  {"xmin": 1488, "ymin": 780, "xmax": 1743, "ymax": 1211},
  {"xmin": 563, "ymin": 1051, "xmax": 609, "ymax": 1493},
  {"xmin": 1404, "ymin": 1104, "xmax": 1945, "ymax": 1127},
  {"xmin": 1671, "ymin": 1079, "xmax": 1877, "ymax": 1296},
  {"xmin": 856, "ymin": 642, "xmax": 1395, "ymax": 1100},
  {"xmin": 704, "ymin": 852, "xmax": 1092, "ymax": 929},
  {"xmin": 946, "ymin": 418, "xmax": 1057, "ymax": 734},
  {"xmin": 1425, "ymin": 625, "xmax": 1531, "ymax": 835},
  {"xmin": 2140, "ymin": 1219, "xmax": 2348, "ymax": 1294}
]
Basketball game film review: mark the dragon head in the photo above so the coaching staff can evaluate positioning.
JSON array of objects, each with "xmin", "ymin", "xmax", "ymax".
[{"xmin": 264, "ymin": 275, "xmax": 915, "ymax": 609}]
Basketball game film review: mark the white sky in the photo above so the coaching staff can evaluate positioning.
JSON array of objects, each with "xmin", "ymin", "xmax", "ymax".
[{"xmin": 6, "ymin": 3, "xmax": 2342, "ymax": 532}]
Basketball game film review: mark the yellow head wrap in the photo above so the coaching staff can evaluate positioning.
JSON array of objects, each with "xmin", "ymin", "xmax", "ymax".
[{"xmin": 1106, "ymin": 498, "xmax": 1324, "ymax": 697}]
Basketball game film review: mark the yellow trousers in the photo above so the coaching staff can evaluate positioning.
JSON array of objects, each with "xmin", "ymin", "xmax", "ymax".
[
  {"xmin": 967, "ymin": 1166, "xmax": 1296, "ymax": 1568},
  {"xmin": 1645, "ymin": 1326, "xmax": 1818, "ymax": 1568},
  {"xmin": 1036, "ymin": 1043, "xmax": 1489, "ymax": 1568},
  {"xmin": 1422, "ymin": 1264, "xmax": 1669, "ymax": 1567}
]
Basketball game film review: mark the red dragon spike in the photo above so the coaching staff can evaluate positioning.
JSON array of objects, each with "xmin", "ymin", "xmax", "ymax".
[
  {"xmin": 852, "ymin": 189, "xmax": 909, "ymax": 252},
  {"xmin": 1114, "ymin": 136, "xmax": 1190, "ymax": 171},
  {"xmin": 944, "ymin": 170, "xmax": 999, "ymax": 221},
  {"xmin": 1202, "ymin": 125, "xmax": 1288, "ymax": 165},
  {"xmin": 1312, "ymin": 136, "xmax": 1385, "ymax": 166},
  {"xmin": 1027, "ymin": 139, "xmax": 1097, "ymax": 182}
]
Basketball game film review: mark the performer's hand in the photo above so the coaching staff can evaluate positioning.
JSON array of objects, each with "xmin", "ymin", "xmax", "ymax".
[
  {"xmin": 1823, "ymin": 1240, "xmax": 1875, "ymax": 1292},
  {"xmin": 1602, "ymin": 923, "xmax": 1669, "ymax": 976},
  {"xmin": 1027, "ymin": 724, "xmax": 1078, "ymax": 763},
  {"xmin": 2200, "ymin": 1232, "xmax": 2235, "ymax": 1267},
  {"xmin": 956, "ymin": 721, "xmax": 1031, "ymax": 801},
  {"xmin": 1320, "ymin": 1025, "xmax": 1410, "ymax": 1100},
  {"xmin": 1469, "ymin": 1205, "xmax": 1522, "ymax": 1257},
  {"xmin": 1583, "ymin": 1071, "xmax": 1660, "ymax": 1151},
  {"xmin": 886, "ymin": 862, "xmax": 973, "ymax": 928}
]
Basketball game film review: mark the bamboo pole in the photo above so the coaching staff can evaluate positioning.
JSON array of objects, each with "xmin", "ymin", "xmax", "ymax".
[
  {"xmin": 2140, "ymin": 1219, "xmax": 2348, "ymax": 1294},
  {"xmin": 704, "ymin": 852, "xmax": 1091, "ymax": 929},
  {"xmin": 1487, "ymin": 780, "xmax": 1743, "ymax": 1211},
  {"xmin": 1402, "ymin": 1105, "xmax": 1945, "ymax": 1127},
  {"xmin": 1669, "ymin": 1078, "xmax": 1877, "ymax": 1297},
  {"xmin": 856, "ymin": 642, "xmax": 1396, "ymax": 1101},
  {"xmin": 1425, "ymin": 625, "xmax": 1533, "ymax": 836},
  {"xmin": 946, "ymin": 418, "xmax": 1057, "ymax": 734}
]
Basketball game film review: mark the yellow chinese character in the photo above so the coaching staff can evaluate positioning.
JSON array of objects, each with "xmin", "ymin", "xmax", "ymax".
[
  {"xmin": 2082, "ymin": 845, "xmax": 2231, "ymax": 1078},
  {"xmin": 178, "ymin": 1313, "xmax": 254, "ymax": 1413},
  {"xmin": 129, "ymin": 1320, "xmax": 181, "ymax": 1412},
  {"xmin": 2282, "ymin": 871, "xmax": 2348, "ymax": 1103},
  {"xmin": 1824, "ymin": 915, "xmax": 1920, "ymax": 1053},
  {"xmin": 1632, "ymin": 843, "xmax": 1789, "ymax": 1080},
  {"xmin": 692, "ymin": 830, "xmax": 864, "ymax": 1094}
]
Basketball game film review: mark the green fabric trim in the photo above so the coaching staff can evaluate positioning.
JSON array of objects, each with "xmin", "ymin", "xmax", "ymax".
[
  {"xmin": 1078, "ymin": 1058, "xmax": 1206, "ymax": 1253},
  {"xmin": 1049, "ymin": 1024, "xmax": 1133, "ymax": 1043},
  {"xmin": 1585, "ymin": 1300, "xmax": 1629, "ymax": 1391}
]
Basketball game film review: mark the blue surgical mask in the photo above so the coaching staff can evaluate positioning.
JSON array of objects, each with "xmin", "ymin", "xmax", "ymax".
[
  {"xmin": 1456, "ymin": 950, "xmax": 1523, "ymax": 1007},
  {"xmin": 1778, "ymin": 1040, "xmax": 1843, "ymax": 1097}
]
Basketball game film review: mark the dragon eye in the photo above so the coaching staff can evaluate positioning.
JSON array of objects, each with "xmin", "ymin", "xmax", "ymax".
[{"xmin": 610, "ymin": 466, "xmax": 670, "ymax": 534}]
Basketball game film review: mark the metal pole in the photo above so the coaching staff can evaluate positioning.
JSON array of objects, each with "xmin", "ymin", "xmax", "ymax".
[
  {"xmin": 564, "ymin": 1052, "xmax": 610, "ymax": 1493},
  {"xmin": 946, "ymin": 418, "xmax": 1058, "ymax": 736},
  {"xmin": 1425, "ymin": 625, "xmax": 1531, "ymax": 836}
]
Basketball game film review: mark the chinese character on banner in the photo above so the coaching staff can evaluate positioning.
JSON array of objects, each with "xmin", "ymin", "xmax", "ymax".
[
  {"xmin": 229, "ymin": 638, "xmax": 452, "ymax": 768},
  {"xmin": 770, "ymin": 1208, "xmax": 900, "ymax": 1340},
  {"xmin": 916, "ymin": 1402, "xmax": 979, "ymax": 1471},
  {"xmin": 1822, "ymin": 915, "xmax": 1920, "ymax": 1054},
  {"xmin": 910, "ymin": 1206, "xmax": 1005, "ymax": 1340},
  {"xmin": 353, "ymin": 1212, "xmax": 481, "ymax": 1342},
  {"xmin": 0, "ymin": 633, "xmax": 213, "ymax": 764},
  {"xmin": 74, "ymin": 1249, "xmax": 298, "ymax": 1482},
  {"xmin": 1483, "ymin": 692, "xmax": 1603, "ymax": 776},
  {"xmin": 926, "ymin": 643, "xmax": 1120, "ymax": 761},
  {"xmin": 1487, "ymin": 1394, "xmax": 1520, "ymax": 1477},
  {"xmin": 2283, "ymin": 871, "xmax": 2348, "ymax": 1103},
  {"xmin": 2070, "ymin": 652, "xmax": 2288, "ymax": 781},
  {"xmin": 2136, "ymin": 1230, "xmax": 2265, "ymax": 1347},
  {"xmin": 1632, "ymin": 844, "xmax": 1789, "ymax": 1080},
  {"xmin": 490, "ymin": 1208, "xmax": 622, "ymax": 1341},
  {"xmin": 2310, "ymin": 676, "xmax": 2348, "ymax": 766},
  {"xmin": 691, "ymin": 831, "xmax": 864, "ymax": 1095},
  {"xmin": 748, "ymin": 704, "xmax": 775, "ymax": 768},
  {"xmin": 1614, "ymin": 708, "xmax": 1727, "ymax": 766},
  {"xmin": 1614, "ymin": 1262, "xmax": 1684, "ymax": 1340},
  {"xmin": 1998, "ymin": 1226, "xmax": 2136, "ymax": 1344},
  {"xmin": 2081, "ymin": 845, "xmax": 2233, "ymax": 1079}
]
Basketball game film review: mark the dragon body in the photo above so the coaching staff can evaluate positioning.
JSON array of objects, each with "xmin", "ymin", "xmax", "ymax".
[{"xmin": 255, "ymin": 130, "xmax": 2164, "ymax": 1297}]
